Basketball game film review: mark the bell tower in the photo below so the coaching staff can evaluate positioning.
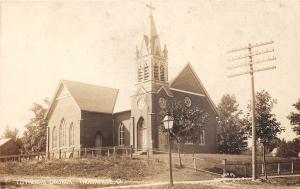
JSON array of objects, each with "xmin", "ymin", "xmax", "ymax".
[
  {"xmin": 135, "ymin": 3, "xmax": 169, "ymax": 93},
  {"xmin": 131, "ymin": 4, "xmax": 170, "ymax": 151}
]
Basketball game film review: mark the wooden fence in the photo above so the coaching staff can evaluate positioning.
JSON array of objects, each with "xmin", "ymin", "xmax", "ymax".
[
  {"xmin": 0, "ymin": 152, "xmax": 47, "ymax": 162},
  {"xmin": 1, "ymin": 148, "xmax": 299, "ymax": 178},
  {"xmin": 190, "ymin": 155, "xmax": 300, "ymax": 177},
  {"xmin": 0, "ymin": 146, "xmax": 135, "ymax": 162}
]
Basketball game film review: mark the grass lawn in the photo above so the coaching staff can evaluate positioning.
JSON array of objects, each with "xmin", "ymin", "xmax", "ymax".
[
  {"xmin": 0, "ymin": 156, "xmax": 167, "ymax": 180},
  {"xmin": 147, "ymin": 153, "xmax": 300, "ymax": 177},
  {"xmin": 0, "ymin": 153, "xmax": 299, "ymax": 188}
]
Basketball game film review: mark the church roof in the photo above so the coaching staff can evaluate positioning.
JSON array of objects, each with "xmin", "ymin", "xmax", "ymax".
[
  {"xmin": 62, "ymin": 80, "xmax": 119, "ymax": 114},
  {"xmin": 0, "ymin": 138, "xmax": 11, "ymax": 147},
  {"xmin": 46, "ymin": 63, "xmax": 217, "ymax": 118},
  {"xmin": 45, "ymin": 80, "xmax": 128, "ymax": 118},
  {"xmin": 170, "ymin": 63, "xmax": 218, "ymax": 115}
]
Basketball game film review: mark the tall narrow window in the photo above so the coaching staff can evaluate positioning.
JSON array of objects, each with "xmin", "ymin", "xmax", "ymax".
[
  {"xmin": 52, "ymin": 126, "xmax": 57, "ymax": 148},
  {"xmin": 138, "ymin": 66, "xmax": 143, "ymax": 82},
  {"xmin": 59, "ymin": 119, "xmax": 65, "ymax": 147},
  {"xmin": 200, "ymin": 129, "xmax": 205, "ymax": 145},
  {"xmin": 69, "ymin": 122, "xmax": 74, "ymax": 146},
  {"xmin": 119, "ymin": 123, "xmax": 125, "ymax": 146},
  {"xmin": 144, "ymin": 64, "xmax": 149, "ymax": 80},
  {"xmin": 160, "ymin": 65, "xmax": 165, "ymax": 81},
  {"xmin": 95, "ymin": 132, "xmax": 102, "ymax": 147},
  {"xmin": 185, "ymin": 136, "xmax": 192, "ymax": 144},
  {"xmin": 154, "ymin": 63, "xmax": 159, "ymax": 80}
]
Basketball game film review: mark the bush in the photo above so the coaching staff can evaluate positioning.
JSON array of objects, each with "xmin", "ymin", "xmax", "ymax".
[{"xmin": 277, "ymin": 138, "xmax": 300, "ymax": 158}]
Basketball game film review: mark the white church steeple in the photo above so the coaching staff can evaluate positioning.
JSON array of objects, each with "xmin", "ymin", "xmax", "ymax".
[{"xmin": 136, "ymin": 3, "xmax": 168, "ymax": 90}]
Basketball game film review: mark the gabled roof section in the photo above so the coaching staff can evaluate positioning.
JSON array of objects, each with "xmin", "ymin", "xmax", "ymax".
[
  {"xmin": 0, "ymin": 138, "xmax": 11, "ymax": 146},
  {"xmin": 157, "ymin": 86, "xmax": 174, "ymax": 97},
  {"xmin": 45, "ymin": 80, "xmax": 119, "ymax": 119},
  {"xmin": 62, "ymin": 80, "xmax": 119, "ymax": 114},
  {"xmin": 170, "ymin": 63, "xmax": 218, "ymax": 114},
  {"xmin": 170, "ymin": 64, "xmax": 205, "ymax": 94}
]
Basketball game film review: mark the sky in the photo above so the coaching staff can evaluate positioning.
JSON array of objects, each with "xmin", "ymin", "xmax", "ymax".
[{"xmin": 0, "ymin": 0, "xmax": 299, "ymax": 140}]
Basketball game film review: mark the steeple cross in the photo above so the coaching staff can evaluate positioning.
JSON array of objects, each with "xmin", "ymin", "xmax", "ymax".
[{"xmin": 146, "ymin": 3, "xmax": 155, "ymax": 16}]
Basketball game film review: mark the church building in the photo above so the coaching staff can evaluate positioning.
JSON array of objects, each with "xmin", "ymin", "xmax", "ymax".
[{"xmin": 45, "ymin": 7, "xmax": 218, "ymax": 157}]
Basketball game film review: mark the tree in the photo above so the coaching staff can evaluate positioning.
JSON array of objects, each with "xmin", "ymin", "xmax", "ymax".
[
  {"xmin": 2, "ymin": 126, "xmax": 19, "ymax": 142},
  {"xmin": 159, "ymin": 99, "xmax": 209, "ymax": 167},
  {"xmin": 245, "ymin": 90, "xmax": 284, "ymax": 151},
  {"xmin": 277, "ymin": 138, "xmax": 300, "ymax": 157},
  {"xmin": 1, "ymin": 126, "xmax": 23, "ymax": 148},
  {"xmin": 245, "ymin": 90, "xmax": 284, "ymax": 178},
  {"xmin": 22, "ymin": 99, "xmax": 50, "ymax": 153},
  {"xmin": 288, "ymin": 99, "xmax": 300, "ymax": 135},
  {"xmin": 217, "ymin": 94, "xmax": 248, "ymax": 154}
]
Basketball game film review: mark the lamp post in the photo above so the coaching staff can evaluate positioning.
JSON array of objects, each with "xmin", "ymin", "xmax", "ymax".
[{"xmin": 162, "ymin": 114, "xmax": 174, "ymax": 187}]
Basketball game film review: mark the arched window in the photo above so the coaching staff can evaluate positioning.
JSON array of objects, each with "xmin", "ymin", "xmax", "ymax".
[
  {"xmin": 59, "ymin": 119, "xmax": 65, "ymax": 147},
  {"xmin": 119, "ymin": 123, "xmax": 125, "ymax": 146},
  {"xmin": 69, "ymin": 122, "xmax": 74, "ymax": 146},
  {"xmin": 154, "ymin": 63, "xmax": 159, "ymax": 80},
  {"xmin": 160, "ymin": 65, "xmax": 165, "ymax": 81},
  {"xmin": 52, "ymin": 126, "xmax": 57, "ymax": 148}
]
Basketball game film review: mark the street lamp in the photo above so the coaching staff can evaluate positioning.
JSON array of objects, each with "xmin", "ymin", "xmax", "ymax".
[{"xmin": 162, "ymin": 114, "xmax": 174, "ymax": 187}]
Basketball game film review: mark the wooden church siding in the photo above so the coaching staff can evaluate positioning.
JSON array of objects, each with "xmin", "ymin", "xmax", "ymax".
[{"xmin": 47, "ymin": 94, "xmax": 81, "ymax": 153}]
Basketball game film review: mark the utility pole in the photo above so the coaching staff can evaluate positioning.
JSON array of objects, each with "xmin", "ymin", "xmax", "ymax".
[{"xmin": 227, "ymin": 41, "xmax": 276, "ymax": 180}]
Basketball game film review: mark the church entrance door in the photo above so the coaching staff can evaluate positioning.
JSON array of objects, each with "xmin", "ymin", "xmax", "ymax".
[{"xmin": 137, "ymin": 118, "xmax": 147, "ymax": 150}]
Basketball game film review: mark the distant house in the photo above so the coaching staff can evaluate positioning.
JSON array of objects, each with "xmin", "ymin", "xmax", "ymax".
[
  {"xmin": 271, "ymin": 148, "xmax": 277, "ymax": 157},
  {"xmin": 0, "ymin": 138, "xmax": 20, "ymax": 156}
]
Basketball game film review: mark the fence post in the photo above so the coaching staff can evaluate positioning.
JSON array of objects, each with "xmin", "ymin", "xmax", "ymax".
[
  {"xmin": 261, "ymin": 163, "xmax": 264, "ymax": 176},
  {"xmin": 59, "ymin": 149, "xmax": 61, "ymax": 159},
  {"xmin": 130, "ymin": 145, "xmax": 133, "ymax": 159},
  {"xmin": 291, "ymin": 161, "xmax": 294, "ymax": 174},
  {"xmin": 114, "ymin": 146, "xmax": 116, "ymax": 159},
  {"xmin": 277, "ymin": 162, "xmax": 281, "ymax": 175},
  {"xmin": 107, "ymin": 149, "xmax": 110, "ymax": 157},
  {"xmin": 222, "ymin": 159, "xmax": 227, "ymax": 175},
  {"xmin": 147, "ymin": 149, "xmax": 150, "ymax": 161},
  {"xmin": 84, "ymin": 148, "xmax": 87, "ymax": 158},
  {"xmin": 193, "ymin": 155, "xmax": 196, "ymax": 170},
  {"xmin": 244, "ymin": 164, "xmax": 247, "ymax": 177},
  {"xmin": 91, "ymin": 150, "xmax": 94, "ymax": 157}
]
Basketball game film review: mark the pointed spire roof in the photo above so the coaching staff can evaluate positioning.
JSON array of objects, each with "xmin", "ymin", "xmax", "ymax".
[
  {"xmin": 139, "ymin": 4, "xmax": 163, "ymax": 57},
  {"xmin": 149, "ymin": 15, "xmax": 158, "ymax": 38}
]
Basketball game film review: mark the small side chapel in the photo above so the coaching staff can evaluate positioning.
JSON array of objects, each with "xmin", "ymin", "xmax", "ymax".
[{"xmin": 45, "ymin": 6, "xmax": 218, "ymax": 157}]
